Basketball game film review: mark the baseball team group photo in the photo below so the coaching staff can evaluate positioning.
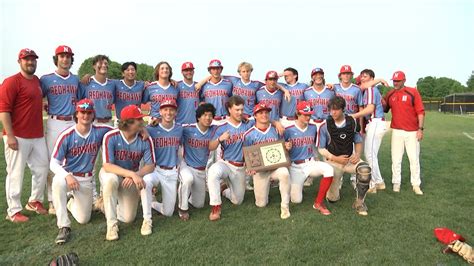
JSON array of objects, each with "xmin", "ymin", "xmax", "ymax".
[{"xmin": 1, "ymin": 0, "xmax": 473, "ymax": 265}]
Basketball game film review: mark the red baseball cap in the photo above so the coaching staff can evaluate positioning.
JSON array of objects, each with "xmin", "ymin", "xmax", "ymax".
[
  {"xmin": 253, "ymin": 103, "xmax": 272, "ymax": 115},
  {"xmin": 355, "ymin": 75, "xmax": 362, "ymax": 86},
  {"xmin": 18, "ymin": 48, "xmax": 38, "ymax": 59},
  {"xmin": 76, "ymin": 99, "xmax": 94, "ymax": 112},
  {"xmin": 297, "ymin": 101, "xmax": 314, "ymax": 115},
  {"xmin": 208, "ymin": 59, "xmax": 223, "ymax": 69},
  {"xmin": 121, "ymin": 105, "xmax": 146, "ymax": 120},
  {"xmin": 181, "ymin": 62, "xmax": 195, "ymax": 71},
  {"xmin": 339, "ymin": 65, "xmax": 353, "ymax": 74},
  {"xmin": 55, "ymin": 45, "xmax": 74, "ymax": 56},
  {"xmin": 160, "ymin": 99, "xmax": 178, "ymax": 109},
  {"xmin": 391, "ymin": 71, "xmax": 406, "ymax": 81},
  {"xmin": 265, "ymin": 71, "xmax": 279, "ymax": 80},
  {"xmin": 311, "ymin": 68, "xmax": 324, "ymax": 77}
]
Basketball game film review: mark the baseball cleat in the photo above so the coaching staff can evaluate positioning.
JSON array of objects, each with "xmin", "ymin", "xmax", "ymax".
[
  {"xmin": 303, "ymin": 177, "xmax": 313, "ymax": 187},
  {"xmin": 280, "ymin": 206, "xmax": 291, "ymax": 219},
  {"xmin": 209, "ymin": 205, "xmax": 221, "ymax": 221},
  {"xmin": 141, "ymin": 219, "xmax": 153, "ymax": 236},
  {"xmin": 354, "ymin": 202, "xmax": 368, "ymax": 216},
  {"xmin": 367, "ymin": 187, "xmax": 377, "ymax": 194},
  {"xmin": 313, "ymin": 203, "xmax": 331, "ymax": 216},
  {"xmin": 106, "ymin": 223, "xmax": 119, "ymax": 241},
  {"xmin": 25, "ymin": 201, "xmax": 48, "ymax": 215},
  {"xmin": 376, "ymin": 182, "xmax": 386, "ymax": 190},
  {"xmin": 55, "ymin": 227, "xmax": 71, "ymax": 245},
  {"xmin": 178, "ymin": 209, "xmax": 190, "ymax": 221},
  {"xmin": 245, "ymin": 183, "xmax": 254, "ymax": 191},
  {"xmin": 48, "ymin": 201, "xmax": 56, "ymax": 215},
  {"xmin": 5, "ymin": 212, "xmax": 29, "ymax": 223},
  {"xmin": 413, "ymin": 186, "xmax": 424, "ymax": 195},
  {"xmin": 393, "ymin": 184, "xmax": 401, "ymax": 192}
]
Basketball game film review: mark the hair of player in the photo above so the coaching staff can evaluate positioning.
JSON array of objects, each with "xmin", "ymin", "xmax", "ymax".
[
  {"xmin": 52, "ymin": 55, "xmax": 74, "ymax": 67},
  {"xmin": 121, "ymin": 62, "xmax": 137, "ymax": 72},
  {"xmin": 309, "ymin": 77, "xmax": 326, "ymax": 86},
  {"xmin": 154, "ymin": 61, "xmax": 173, "ymax": 81},
  {"xmin": 226, "ymin": 95, "xmax": 245, "ymax": 110},
  {"xmin": 92, "ymin": 55, "xmax": 110, "ymax": 66},
  {"xmin": 73, "ymin": 111, "xmax": 95, "ymax": 123},
  {"xmin": 118, "ymin": 118, "xmax": 137, "ymax": 131},
  {"xmin": 196, "ymin": 103, "xmax": 216, "ymax": 121},
  {"xmin": 284, "ymin": 67, "xmax": 299, "ymax": 81},
  {"xmin": 328, "ymin": 96, "xmax": 346, "ymax": 111},
  {"xmin": 237, "ymin": 62, "xmax": 253, "ymax": 73},
  {"xmin": 360, "ymin": 69, "xmax": 375, "ymax": 79}
]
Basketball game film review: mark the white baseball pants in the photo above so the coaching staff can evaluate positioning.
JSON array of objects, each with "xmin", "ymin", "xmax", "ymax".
[
  {"xmin": 142, "ymin": 167, "xmax": 178, "ymax": 218},
  {"xmin": 253, "ymin": 167, "xmax": 290, "ymax": 208},
  {"xmin": 178, "ymin": 162, "xmax": 206, "ymax": 211},
  {"xmin": 289, "ymin": 159, "xmax": 334, "ymax": 203},
  {"xmin": 208, "ymin": 161, "xmax": 246, "ymax": 206},
  {"xmin": 364, "ymin": 118, "xmax": 387, "ymax": 188},
  {"xmin": 391, "ymin": 129, "xmax": 421, "ymax": 186}
]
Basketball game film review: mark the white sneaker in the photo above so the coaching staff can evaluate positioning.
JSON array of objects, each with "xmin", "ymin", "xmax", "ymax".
[
  {"xmin": 141, "ymin": 219, "xmax": 153, "ymax": 236},
  {"xmin": 413, "ymin": 186, "xmax": 424, "ymax": 195},
  {"xmin": 376, "ymin": 182, "xmax": 386, "ymax": 190},
  {"xmin": 367, "ymin": 187, "xmax": 377, "ymax": 194},
  {"xmin": 48, "ymin": 201, "xmax": 56, "ymax": 215},
  {"xmin": 106, "ymin": 223, "xmax": 119, "ymax": 241},
  {"xmin": 280, "ymin": 206, "xmax": 291, "ymax": 220},
  {"xmin": 393, "ymin": 184, "xmax": 401, "ymax": 192}
]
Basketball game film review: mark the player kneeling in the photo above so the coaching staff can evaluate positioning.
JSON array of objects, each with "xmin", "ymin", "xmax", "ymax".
[
  {"xmin": 243, "ymin": 103, "xmax": 291, "ymax": 219},
  {"xmin": 283, "ymin": 101, "xmax": 334, "ymax": 215},
  {"xmin": 318, "ymin": 96, "xmax": 372, "ymax": 216},
  {"xmin": 100, "ymin": 105, "xmax": 155, "ymax": 240},
  {"xmin": 178, "ymin": 103, "xmax": 216, "ymax": 220},
  {"xmin": 51, "ymin": 99, "xmax": 113, "ymax": 244}
]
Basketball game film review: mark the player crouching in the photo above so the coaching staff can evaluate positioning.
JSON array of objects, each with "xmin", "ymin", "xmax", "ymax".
[
  {"xmin": 100, "ymin": 105, "xmax": 155, "ymax": 241},
  {"xmin": 284, "ymin": 101, "xmax": 334, "ymax": 215},
  {"xmin": 318, "ymin": 96, "xmax": 372, "ymax": 216},
  {"xmin": 243, "ymin": 103, "xmax": 291, "ymax": 219},
  {"xmin": 51, "ymin": 99, "xmax": 113, "ymax": 244}
]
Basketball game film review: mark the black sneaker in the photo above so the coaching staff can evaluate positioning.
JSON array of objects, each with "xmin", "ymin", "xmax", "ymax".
[{"xmin": 55, "ymin": 227, "xmax": 71, "ymax": 245}]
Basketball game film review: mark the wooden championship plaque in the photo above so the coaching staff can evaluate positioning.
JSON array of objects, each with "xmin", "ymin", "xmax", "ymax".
[{"xmin": 243, "ymin": 140, "xmax": 291, "ymax": 172}]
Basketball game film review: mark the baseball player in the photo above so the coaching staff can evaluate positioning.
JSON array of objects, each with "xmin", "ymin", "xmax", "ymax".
[
  {"xmin": 279, "ymin": 67, "xmax": 309, "ymax": 128},
  {"xmin": 243, "ymin": 103, "xmax": 291, "ymax": 219},
  {"xmin": 141, "ymin": 100, "xmax": 183, "ymax": 227},
  {"xmin": 50, "ymin": 99, "xmax": 113, "ymax": 244},
  {"xmin": 176, "ymin": 62, "xmax": 200, "ymax": 125},
  {"xmin": 178, "ymin": 103, "xmax": 216, "ymax": 220},
  {"xmin": 79, "ymin": 55, "xmax": 116, "ymax": 126},
  {"xmin": 41, "ymin": 45, "xmax": 80, "ymax": 214},
  {"xmin": 284, "ymin": 101, "xmax": 334, "ymax": 215},
  {"xmin": 1, "ymin": 48, "xmax": 49, "ymax": 222},
  {"xmin": 207, "ymin": 96, "xmax": 254, "ymax": 221},
  {"xmin": 255, "ymin": 71, "xmax": 284, "ymax": 122},
  {"xmin": 318, "ymin": 96, "xmax": 372, "ymax": 216},
  {"xmin": 100, "ymin": 105, "xmax": 155, "ymax": 240},
  {"xmin": 384, "ymin": 71, "xmax": 425, "ymax": 195},
  {"xmin": 142, "ymin": 61, "xmax": 178, "ymax": 119},
  {"xmin": 350, "ymin": 69, "xmax": 388, "ymax": 193},
  {"xmin": 114, "ymin": 62, "xmax": 145, "ymax": 127}
]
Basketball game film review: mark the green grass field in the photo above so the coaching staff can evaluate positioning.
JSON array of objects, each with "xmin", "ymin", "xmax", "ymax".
[{"xmin": 0, "ymin": 111, "xmax": 473, "ymax": 265}]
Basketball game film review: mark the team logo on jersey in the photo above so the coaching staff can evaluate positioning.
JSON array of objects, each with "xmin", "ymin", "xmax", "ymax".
[
  {"xmin": 402, "ymin": 95, "xmax": 407, "ymax": 102},
  {"xmin": 340, "ymin": 133, "xmax": 347, "ymax": 139}
]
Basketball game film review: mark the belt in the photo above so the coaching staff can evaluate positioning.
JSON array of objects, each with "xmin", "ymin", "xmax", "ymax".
[
  {"xmin": 214, "ymin": 116, "xmax": 227, "ymax": 121},
  {"xmin": 293, "ymin": 158, "xmax": 313, "ymax": 165},
  {"xmin": 73, "ymin": 172, "xmax": 93, "ymax": 177},
  {"xmin": 313, "ymin": 119, "xmax": 324, "ymax": 123},
  {"xmin": 50, "ymin": 115, "xmax": 73, "ymax": 121},
  {"xmin": 225, "ymin": 160, "xmax": 244, "ymax": 167},
  {"xmin": 159, "ymin": 165, "xmax": 175, "ymax": 170},
  {"xmin": 97, "ymin": 117, "xmax": 112, "ymax": 123},
  {"xmin": 192, "ymin": 166, "xmax": 206, "ymax": 171},
  {"xmin": 281, "ymin": 116, "xmax": 296, "ymax": 121}
]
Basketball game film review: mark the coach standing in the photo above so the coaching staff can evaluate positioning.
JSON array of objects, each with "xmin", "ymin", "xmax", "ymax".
[
  {"xmin": 0, "ymin": 48, "xmax": 49, "ymax": 222},
  {"xmin": 384, "ymin": 71, "xmax": 425, "ymax": 195}
]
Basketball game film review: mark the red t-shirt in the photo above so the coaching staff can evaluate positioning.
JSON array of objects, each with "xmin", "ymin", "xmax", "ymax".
[
  {"xmin": 384, "ymin": 86, "xmax": 425, "ymax": 131},
  {"xmin": 0, "ymin": 72, "xmax": 44, "ymax": 138}
]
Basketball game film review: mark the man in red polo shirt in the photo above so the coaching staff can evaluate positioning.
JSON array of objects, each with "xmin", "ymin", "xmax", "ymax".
[
  {"xmin": 384, "ymin": 71, "xmax": 425, "ymax": 195},
  {"xmin": 0, "ymin": 48, "xmax": 50, "ymax": 222}
]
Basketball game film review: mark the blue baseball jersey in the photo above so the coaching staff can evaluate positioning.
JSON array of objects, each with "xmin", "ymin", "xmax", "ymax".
[
  {"xmin": 318, "ymin": 120, "xmax": 363, "ymax": 149},
  {"xmin": 80, "ymin": 77, "xmax": 116, "ymax": 119},
  {"xmin": 40, "ymin": 72, "xmax": 80, "ymax": 116},
  {"xmin": 363, "ymin": 86, "xmax": 385, "ymax": 120},
  {"xmin": 142, "ymin": 82, "xmax": 179, "ymax": 118},
  {"xmin": 114, "ymin": 80, "xmax": 144, "ymax": 120},
  {"xmin": 243, "ymin": 125, "xmax": 279, "ymax": 147},
  {"xmin": 304, "ymin": 87, "xmax": 335, "ymax": 120},
  {"xmin": 103, "ymin": 129, "xmax": 155, "ymax": 172},
  {"xmin": 280, "ymin": 82, "xmax": 308, "ymax": 117},
  {"xmin": 333, "ymin": 83, "xmax": 364, "ymax": 114},
  {"xmin": 212, "ymin": 120, "xmax": 254, "ymax": 163},
  {"xmin": 147, "ymin": 123, "xmax": 183, "ymax": 168},
  {"xmin": 52, "ymin": 125, "xmax": 113, "ymax": 173},
  {"xmin": 182, "ymin": 124, "xmax": 216, "ymax": 168},
  {"xmin": 176, "ymin": 81, "xmax": 200, "ymax": 124},
  {"xmin": 284, "ymin": 124, "xmax": 317, "ymax": 161},
  {"xmin": 200, "ymin": 79, "xmax": 233, "ymax": 117},
  {"xmin": 225, "ymin": 76, "xmax": 264, "ymax": 116},
  {"xmin": 255, "ymin": 86, "xmax": 283, "ymax": 121}
]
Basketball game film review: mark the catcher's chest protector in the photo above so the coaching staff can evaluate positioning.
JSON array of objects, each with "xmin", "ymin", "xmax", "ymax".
[{"xmin": 326, "ymin": 115, "xmax": 356, "ymax": 156}]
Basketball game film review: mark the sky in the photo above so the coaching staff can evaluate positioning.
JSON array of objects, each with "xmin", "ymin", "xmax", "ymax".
[{"xmin": 1, "ymin": 0, "xmax": 473, "ymax": 86}]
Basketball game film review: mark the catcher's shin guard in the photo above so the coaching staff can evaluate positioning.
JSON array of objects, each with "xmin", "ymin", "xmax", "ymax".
[
  {"xmin": 355, "ymin": 162, "xmax": 371, "ymax": 201},
  {"xmin": 449, "ymin": 240, "xmax": 474, "ymax": 264}
]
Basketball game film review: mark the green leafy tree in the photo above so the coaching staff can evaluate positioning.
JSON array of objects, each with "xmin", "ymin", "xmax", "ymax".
[
  {"xmin": 136, "ymin": 63, "xmax": 155, "ymax": 81},
  {"xmin": 466, "ymin": 73, "xmax": 474, "ymax": 92},
  {"xmin": 417, "ymin": 76, "xmax": 467, "ymax": 98}
]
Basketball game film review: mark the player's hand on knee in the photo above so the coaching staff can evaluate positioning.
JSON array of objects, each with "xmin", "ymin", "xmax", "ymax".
[
  {"xmin": 349, "ymin": 154, "xmax": 360, "ymax": 165},
  {"xmin": 66, "ymin": 175, "xmax": 80, "ymax": 191},
  {"xmin": 246, "ymin": 169, "xmax": 256, "ymax": 176},
  {"xmin": 334, "ymin": 155, "xmax": 349, "ymax": 165},
  {"xmin": 130, "ymin": 173, "xmax": 146, "ymax": 190},
  {"xmin": 122, "ymin": 177, "xmax": 134, "ymax": 189},
  {"xmin": 6, "ymin": 135, "xmax": 18, "ymax": 150}
]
